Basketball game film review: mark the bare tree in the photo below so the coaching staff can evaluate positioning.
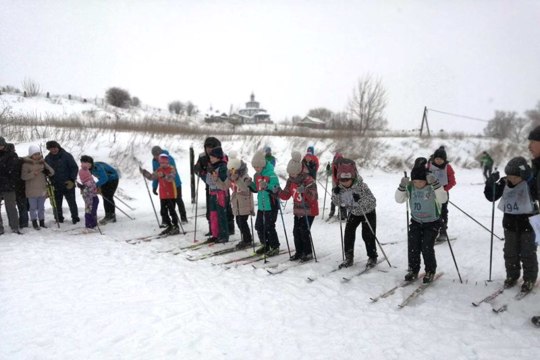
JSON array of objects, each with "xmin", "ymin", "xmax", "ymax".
[
  {"xmin": 168, "ymin": 101, "xmax": 184, "ymax": 115},
  {"xmin": 526, "ymin": 101, "xmax": 540, "ymax": 129},
  {"xmin": 348, "ymin": 74, "xmax": 388, "ymax": 134},
  {"xmin": 22, "ymin": 78, "xmax": 41, "ymax": 97},
  {"xmin": 105, "ymin": 87, "xmax": 131, "ymax": 108},
  {"xmin": 484, "ymin": 111, "xmax": 527, "ymax": 141},
  {"xmin": 185, "ymin": 101, "xmax": 197, "ymax": 116},
  {"xmin": 307, "ymin": 107, "xmax": 334, "ymax": 122}
]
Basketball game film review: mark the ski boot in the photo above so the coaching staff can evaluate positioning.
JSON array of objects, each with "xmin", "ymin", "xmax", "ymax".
[
  {"xmin": 404, "ymin": 271, "xmax": 418, "ymax": 282},
  {"xmin": 235, "ymin": 241, "xmax": 253, "ymax": 250},
  {"xmin": 266, "ymin": 247, "xmax": 280, "ymax": 257},
  {"xmin": 39, "ymin": 219, "xmax": 47, "ymax": 228},
  {"xmin": 366, "ymin": 257, "xmax": 378, "ymax": 268},
  {"xmin": 168, "ymin": 226, "xmax": 180, "ymax": 235},
  {"xmin": 339, "ymin": 253, "xmax": 354, "ymax": 269},
  {"xmin": 531, "ymin": 316, "xmax": 540, "ymax": 327},
  {"xmin": 423, "ymin": 272, "xmax": 436, "ymax": 284},
  {"xmin": 503, "ymin": 277, "xmax": 518, "ymax": 289},
  {"xmin": 32, "ymin": 220, "xmax": 40, "ymax": 230},
  {"xmin": 300, "ymin": 253, "xmax": 313, "ymax": 263},
  {"xmin": 521, "ymin": 280, "xmax": 535, "ymax": 293},
  {"xmin": 255, "ymin": 245, "xmax": 267, "ymax": 255},
  {"xmin": 290, "ymin": 252, "xmax": 302, "ymax": 261}
]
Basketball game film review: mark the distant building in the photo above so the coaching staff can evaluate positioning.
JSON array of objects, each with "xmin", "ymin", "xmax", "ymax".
[
  {"xmin": 230, "ymin": 93, "xmax": 272, "ymax": 125},
  {"xmin": 297, "ymin": 116, "xmax": 326, "ymax": 129}
]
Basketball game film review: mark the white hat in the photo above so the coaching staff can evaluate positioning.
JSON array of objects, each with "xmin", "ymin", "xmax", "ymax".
[
  {"xmin": 286, "ymin": 151, "xmax": 303, "ymax": 176},
  {"xmin": 28, "ymin": 144, "xmax": 41, "ymax": 156}
]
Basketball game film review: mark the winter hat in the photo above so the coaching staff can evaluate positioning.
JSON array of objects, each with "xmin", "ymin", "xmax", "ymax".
[
  {"xmin": 504, "ymin": 156, "xmax": 531, "ymax": 179},
  {"xmin": 0, "ymin": 137, "xmax": 6, "ymax": 146},
  {"xmin": 252, "ymin": 150, "xmax": 266, "ymax": 168},
  {"xmin": 411, "ymin": 166, "xmax": 427, "ymax": 181},
  {"xmin": 337, "ymin": 162, "xmax": 357, "ymax": 179},
  {"xmin": 151, "ymin": 146, "xmax": 162, "ymax": 157},
  {"xmin": 264, "ymin": 146, "xmax": 272, "ymax": 154},
  {"xmin": 286, "ymin": 151, "xmax": 303, "ymax": 177},
  {"xmin": 46, "ymin": 140, "xmax": 60, "ymax": 150},
  {"xmin": 28, "ymin": 144, "xmax": 41, "ymax": 156},
  {"xmin": 80, "ymin": 155, "xmax": 94, "ymax": 165},
  {"xmin": 158, "ymin": 153, "xmax": 170, "ymax": 163},
  {"xmin": 433, "ymin": 146, "xmax": 447, "ymax": 161},
  {"xmin": 209, "ymin": 147, "xmax": 224, "ymax": 159},
  {"xmin": 204, "ymin": 137, "xmax": 221, "ymax": 148},
  {"xmin": 79, "ymin": 168, "xmax": 93, "ymax": 184},
  {"xmin": 227, "ymin": 151, "xmax": 241, "ymax": 171},
  {"xmin": 528, "ymin": 126, "xmax": 540, "ymax": 141},
  {"xmin": 307, "ymin": 146, "xmax": 315, "ymax": 155}
]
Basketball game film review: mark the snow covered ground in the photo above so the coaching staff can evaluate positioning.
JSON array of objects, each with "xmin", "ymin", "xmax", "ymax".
[{"xmin": 1, "ymin": 133, "xmax": 540, "ymax": 359}]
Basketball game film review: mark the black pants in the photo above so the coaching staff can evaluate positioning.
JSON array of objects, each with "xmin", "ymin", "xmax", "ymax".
[
  {"xmin": 440, "ymin": 193, "xmax": 449, "ymax": 231},
  {"xmin": 16, "ymin": 195, "xmax": 28, "ymax": 227},
  {"xmin": 161, "ymin": 198, "xmax": 179, "ymax": 227},
  {"xmin": 344, "ymin": 210, "xmax": 377, "ymax": 259},
  {"xmin": 236, "ymin": 214, "xmax": 252, "ymax": 243},
  {"xmin": 54, "ymin": 186, "xmax": 79, "ymax": 222},
  {"xmin": 330, "ymin": 202, "xmax": 347, "ymax": 219},
  {"xmin": 483, "ymin": 166, "xmax": 493, "ymax": 180},
  {"xmin": 504, "ymin": 229, "xmax": 538, "ymax": 282},
  {"xmin": 101, "ymin": 179, "xmax": 119, "ymax": 216},
  {"xmin": 408, "ymin": 219, "xmax": 441, "ymax": 274},
  {"xmin": 293, "ymin": 215, "xmax": 314, "ymax": 256},
  {"xmin": 255, "ymin": 206, "xmax": 279, "ymax": 249},
  {"xmin": 175, "ymin": 186, "xmax": 187, "ymax": 221}
]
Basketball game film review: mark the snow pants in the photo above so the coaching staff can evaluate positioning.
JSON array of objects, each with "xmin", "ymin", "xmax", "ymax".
[
  {"xmin": 293, "ymin": 215, "xmax": 314, "ymax": 256},
  {"xmin": 0, "ymin": 191, "xmax": 19, "ymax": 233},
  {"xmin": 85, "ymin": 196, "xmax": 99, "ymax": 229},
  {"xmin": 408, "ymin": 219, "xmax": 441, "ymax": 274},
  {"xmin": 255, "ymin": 207, "xmax": 279, "ymax": 249},
  {"xmin": 160, "ymin": 198, "xmax": 179, "ymax": 228},
  {"xmin": 235, "ymin": 214, "xmax": 252, "ymax": 243},
  {"xmin": 504, "ymin": 229, "xmax": 538, "ymax": 283},
  {"xmin": 53, "ymin": 186, "xmax": 79, "ymax": 222},
  {"xmin": 344, "ymin": 210, "xmax": 377, "ymax": 260},
  {"xmin": 209, "ymin": 191, "xmax": 228, "ymax": 241}
]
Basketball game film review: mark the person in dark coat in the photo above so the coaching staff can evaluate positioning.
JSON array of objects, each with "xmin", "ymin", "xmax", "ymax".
[
  {"xmin": 0, "ymin": 137, "xmax": 21, "ymax": 234},
  {"xmin": 6, "ymin": 143, "xmax": 29, "ymax": 228},
  {"xmin": 194, "ymin": 137, "xmax": 234, "ymax": 236},
  {"xmin": 45, "ymin": 141, "xmax": 80, "ymax": 224}
]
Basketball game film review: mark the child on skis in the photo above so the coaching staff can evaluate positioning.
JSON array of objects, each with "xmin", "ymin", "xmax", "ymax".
[
  {"xmin": 396, "ymin": 159, "xmax": 448, "ymax": 283},
  {"xmin": 303, "ymin": 146, "xmax": 319, "ymax": 180},
  {"xmin": 78, "ymin": 160, "xmax": 99, "ymax": 230},
  {"xmin": 331, "ymin": 159, "xmax": 378, "ymax": 269},
  {"xmin": 215, "ymin": 151, "xmax": 255, "ymax": 250},
  {"xmin": 484, "ymin": 156, "xmax": 538, "ymax": 293},
  {"xmin": 249, "ymin": 150, "xmax": 281, "ymax": 256},
  {"xmin": 427, "ymin": 146, "xmax": 456, "ymax": 242},
  {"xmin": 20, "ymin": 145, "xmax": 55, "ymax": 230},
  {"xmin": 141, "ymin": 154, "xmax": 180, "ymax": 235},
  {"xmin": 277, "ymin": 151, "xmax": 319, "ymax": 262},
  {"xmin": 207, "ymin": 147, "xmax": 231, "ymax": 243},
  {"xmin": 327, "ymin": 152, "xmax": 347, "ymax": 221}
]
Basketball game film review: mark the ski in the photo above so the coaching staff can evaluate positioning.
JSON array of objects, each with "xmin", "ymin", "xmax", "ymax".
[
  {"xmin": 306, "ymin": 267, "xmax": 342, "ymax": 282},
  {"xmin": 492, "ymin": 282, "xmax": 539, "ymax": 313},
  {"xmin": 370, "ymin": 274, "xmax": 425, "ymax": 302},
  {"xmin": 266, "ymin": 258, "xmax": 315, "ymax": 275},
  {"xmin": 186, "ymin": 244, "xmax": 241, "ymax": 261},
  {"xmin": 125, "ymin": 234, "xmax": 164, "ymax": 244},
  {"xmin": 397, "ymin": 272, "xmax": 444, "ymax": 308},
  {"xmin": 492, "ymin": 304, "xmax": 508, "ymax": 313},
  {"xmin": 472, "ymin": 287, "xmax": 505, "ymax": 307},
  {"xmin": 220, "ymin": 250, "xmax": 289, "ymax": 267},
  {"xmin": 342, "ymin": 258, "xmax": 386, "ymax": 282},
  {"xmin": 434, "ymin": 237, "xmax": 457, "ymax": 246}
]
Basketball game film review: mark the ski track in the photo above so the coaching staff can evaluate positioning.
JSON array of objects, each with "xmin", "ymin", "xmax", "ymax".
[{"xmin": 1, "ymin": 139, "xmax": 540, "ymax": 359}]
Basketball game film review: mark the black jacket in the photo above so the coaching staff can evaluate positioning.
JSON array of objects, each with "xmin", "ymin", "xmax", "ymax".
[
  {"xmin": 45, "ymin": 148, "xmax": 79, "ymax": 190},
  {"xmin": 0, "ymin": 145, "xmax": 19, "ymax": 192}
]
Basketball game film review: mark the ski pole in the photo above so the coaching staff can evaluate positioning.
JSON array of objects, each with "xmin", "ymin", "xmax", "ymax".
[
  {"xmin": 193, "ymin": 175, "xmax": 200, "ymax": 242},
  {"xmin": 250, "ymin": 212, "xmax": 255, "ymax": 252},
  {"xmin": 114, "ymin": 194, "xmax": 135, "ymax": 211},
  {"xmin": 338, "ymin": 206, "xmax": 345, "ymax": 261},
  {"xmin": 100, "ymin": 194, "xmax": 135, "ymax": 220},
  {"xmin": 276, "ymin": 197, "xmax": 292, "ymax": 259},
  {"xmin": 299, "ymin": 193, "xmax": 317, "ymax": 262},
  {"xmin": 488, "ymin": 167, "xmax": 498, "ymax": 281},
  {"xmin": 358, "ymin": 206, "xmax": 391, "ymax": 268},
  {"xmin": 445, "ymin": 227, "xmax": 463, "ymax": 283},
  {"xmin": 45, "ymin": 177, "xmax": 61, "ymax": 228},
  {"xmin": 322, "ymin": 162, "xmax": 330, "ymax": 219},
  {"xmin": 140, "ymin": 167, "xmax": 160, "ymax": 227},
  {"xmin": 448, "ymin": 200, "xmax": 504, "ymax": 241},
  {"xmin": 404, "ymin": 171, "xmax": 409, "ymax": 236}
]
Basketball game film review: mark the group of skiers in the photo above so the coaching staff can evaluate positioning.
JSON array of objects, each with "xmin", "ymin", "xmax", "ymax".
[{"xmin": 0, "ymin": 137, "xmax": 120, "ymax": 234}]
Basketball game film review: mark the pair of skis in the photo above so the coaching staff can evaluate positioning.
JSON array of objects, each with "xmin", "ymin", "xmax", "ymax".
[{"xmin": 472, "ymin": 281, "xmax": 538, "ymax": 313}]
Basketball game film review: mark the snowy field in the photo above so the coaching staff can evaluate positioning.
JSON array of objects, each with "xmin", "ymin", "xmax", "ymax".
[{"xmin": 1, "ymin": 137, "xmax": 540, "ymax": 360}]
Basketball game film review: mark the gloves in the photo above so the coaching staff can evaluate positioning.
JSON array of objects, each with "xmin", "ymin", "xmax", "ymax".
[
  {"xmin": 333, "ymin": 186, "xmax": 341, "ymax": 195},
  {"xmin": 258, "ymin": 180, "xmax": 268, "ymax": 190},
  {"xmin": 426, "ymin": 174, "xmax": 437, "ymax": 185},
  {"xmin": 487, "ymin": 171, "xmax": 500, "ymax": 185},
  {"xmin": 297, "ymin": 185, "xmax": 305, "ymax": 194},
  {"xmin": 97, "ymin": 187, "xmax": 102, "ymax": 195},
  {"xmin": 153, "ymin": 188, "xmax": 158, "ymax": 195},
  {"xmin": 399, "ymin": 176, "xmax": 409, "ymax": 188},
  {"xmin": 352, "ymin": 193, "xmax": 360, "ymax": 202},
  {"xmin": 272, "ymin": 186, "xmax": 281, "ymax": 194},
  {"xmin": 42, "ymin": 168, "xmax": 51, "ymax": 176},
  {"xmin": 65, "ymin": 180, "xmax": 75, "ymax": 190}
]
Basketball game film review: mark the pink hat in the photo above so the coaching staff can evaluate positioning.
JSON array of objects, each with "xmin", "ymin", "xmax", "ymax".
[
  {"xmin": 79, "ymin": 168, "xmax": 93, "ymax": 184},
  {"xmin": 159, "ymin": 153, "xmax": 169, "ymax": 164}
]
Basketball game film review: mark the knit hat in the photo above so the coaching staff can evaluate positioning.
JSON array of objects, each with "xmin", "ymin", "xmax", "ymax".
[
  {"xmin": 528, "ymin": 126, "xmax": 540, "ymax": 141},
  {"xmin": 80, "ymin": 155, "xmax": 94, "ymax": 165},
  {"xmin": 252, "ymin": 150, "xmax": 266, "ymax": 168},
  {"xmin": 411, "ymin": 166, "xmax": 427, "ymax": 181},
  {"xmin": 204, "ymin": 137, "xmax": 221, "ymax": 148},
  {"xmin": 151, "ymin": 146, "xmax": 162, "ymax": 156},
  {"xmin": 264, "ymin": 146, "xmax": 272, "ymax": 154},
  {"xmin": 46, "ymin": 140, "xmax": 61, "ymax": 150},
  {"xmin": 307, "ymin": 146, "xmax": 315, "ymax": 155},
  {"xmin": 158, "ymin": 153, "xmax": 169, "ymax": 164},
  {"xmin": 286, "ymin": 151, "xmax": 303, "ymax": 177},
  {"xmin": 0, "ymin": 137, "xmax": 6, "ymax": 146},
  {"xmin": 209, "ymin": 147, "xmax": 224, "ymax": 159},
  {"xmin": 227, "ymin": 151, "xmax": 241, "ymax": 171},
  {"xmin": 337, "ymin": 161, "xmax": 357, "ymax": 179},
  {"xmin": 433, "ymin": 146, "xmax": 447, "ymax": 161},
  {"xmin": 28, "ymin": 144, "xmax": 41, "ymax": 156},
  {"xmin": 79, "ymin": 168, "xmax": 93, "ymax": 184},
  {"xmin": 504, "ymin": 156, "xmax": 531, "ymax": 179}
]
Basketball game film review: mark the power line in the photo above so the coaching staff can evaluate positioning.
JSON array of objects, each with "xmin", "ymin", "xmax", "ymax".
[{"xmin": 427, "ymin": 108, "xmax": 490, "ymax": 123}]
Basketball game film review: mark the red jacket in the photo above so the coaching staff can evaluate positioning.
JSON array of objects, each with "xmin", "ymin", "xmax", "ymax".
[
  {"xmin": 428, "ymin": 162, "xmax": 456, "ymax": 192},
  {"xmin": 155, "ymin": 165, "xmax": 177, "ymax": 199},
  {"xmin": 278, "ymin": 174, "xmax": 319, "ymax": 217}
]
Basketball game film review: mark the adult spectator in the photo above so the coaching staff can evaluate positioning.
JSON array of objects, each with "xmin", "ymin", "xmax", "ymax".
[
  {"xmin": 45, "ymin": 141, "xmax": 80, "ymax": 224},
  {"xmin": 479, "ymin": 151, "xmax": 494, "ymax": 180},
  {"xmin": 0, "ymin": 137, "xmax": 21, "ymax": 234},
  {"xmin": 151, "ymin": 146, "xmax": 188, "ymax": 224}
]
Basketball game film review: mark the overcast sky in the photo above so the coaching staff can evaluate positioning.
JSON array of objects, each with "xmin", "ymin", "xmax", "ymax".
[{"xmin": 1, "ymin": 0, "xmax": 539, "ymax": 133}]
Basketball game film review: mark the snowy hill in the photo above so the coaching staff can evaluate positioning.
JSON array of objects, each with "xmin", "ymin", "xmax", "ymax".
[{"xmin": 1, "ymin": 96, "xmax": 539, "ymax": 359}]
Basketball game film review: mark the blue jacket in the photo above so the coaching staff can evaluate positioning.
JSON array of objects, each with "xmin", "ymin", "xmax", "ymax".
[
  {"xmin": 45, "ymin": 148, "xmax": 79, "ymax": 190},
  {"xmin": 152, "ymin": 150, "xmax": 181, "ymax": 191},
  {"xmin": 91, "ymin": 162, "xmax": 119, "ymax": 187}
]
